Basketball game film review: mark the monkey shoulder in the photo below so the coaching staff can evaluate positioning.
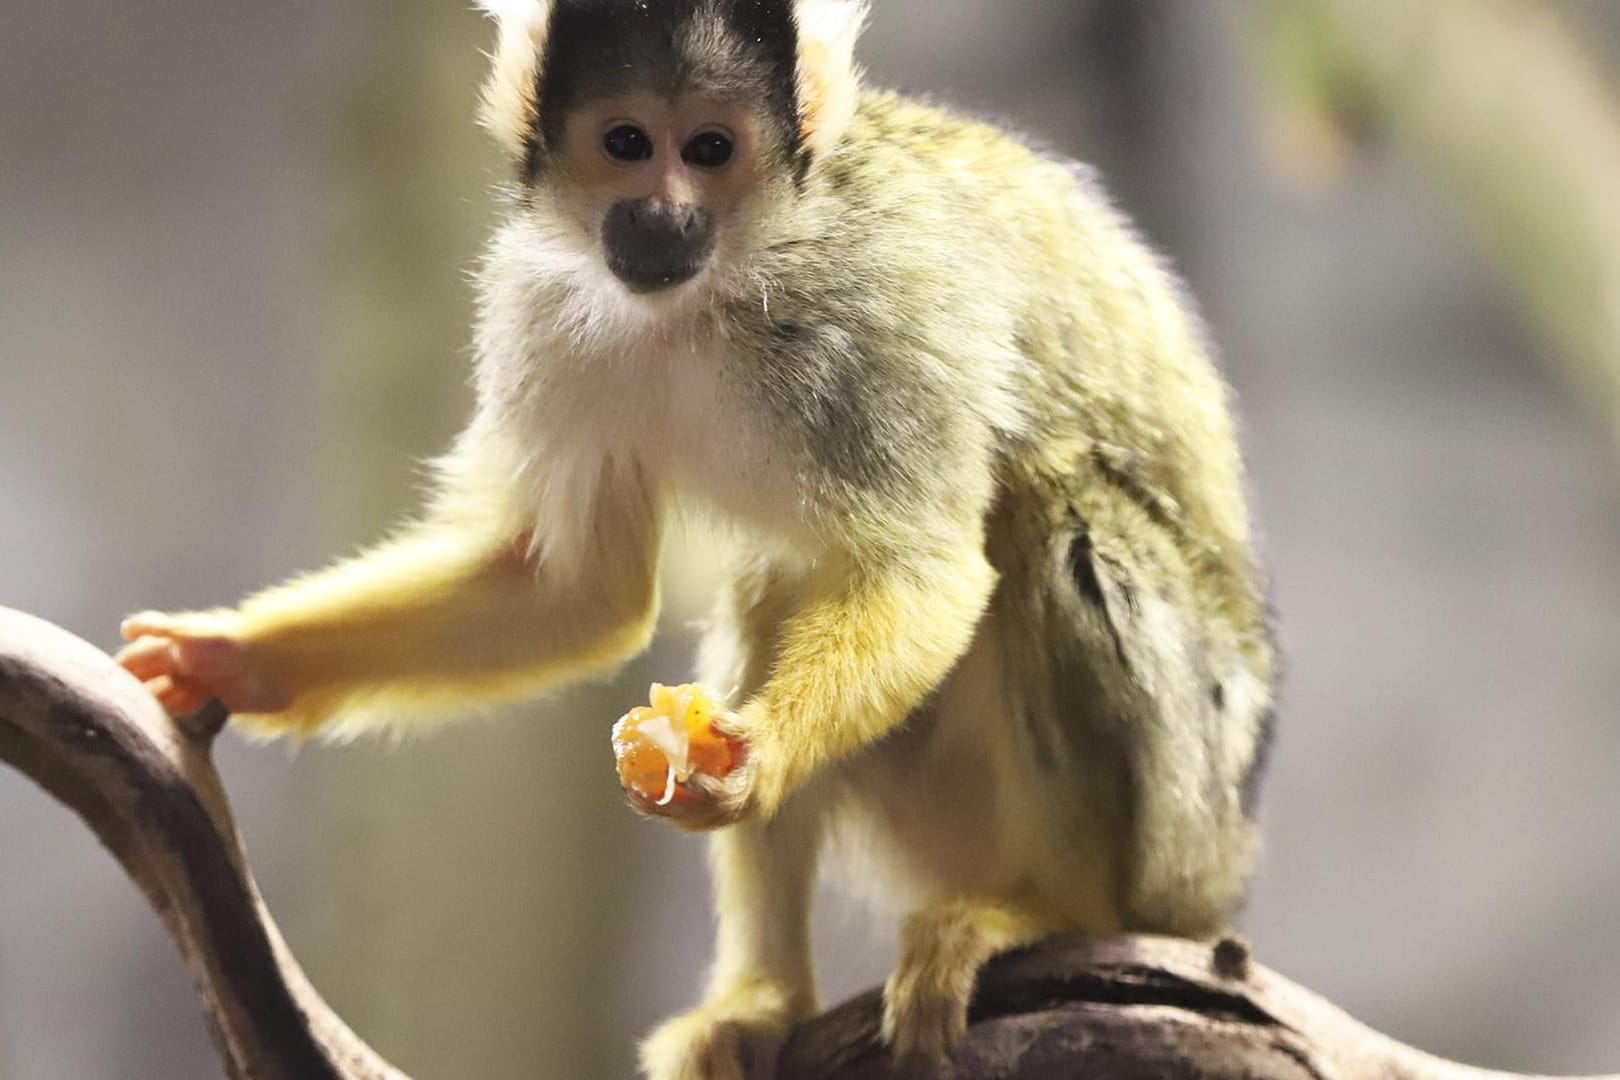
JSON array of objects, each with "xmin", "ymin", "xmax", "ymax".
[{"xmin": 835, "ymin": 90, "xmax": 1114, "ymax": 248}]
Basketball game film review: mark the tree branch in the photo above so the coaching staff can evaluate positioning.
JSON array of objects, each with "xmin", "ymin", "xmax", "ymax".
[
  {"xmin": 0, "ymin": 605, "xmax": 1612, "ymax": 1079},
  {"xmin": 0, "ymin": 606, "xmax": 406, "ymax": 1080},
  {"xmin": 779, "ymin": 933, "xmax": 1615, "ymax": 1079}
]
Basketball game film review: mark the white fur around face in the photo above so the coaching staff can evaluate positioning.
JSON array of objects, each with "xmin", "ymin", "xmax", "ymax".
[
  {"xmin": 477, "ymin": 0, "xmax": 552, "ymax": 161},
  {"xmin": 475, "ymin": 0, "xmax": 544, "ymax": 19},
  {"xmin": 477, "ymin": 0, "xmax": 870, "ymax": 162},
  {"xmin": 793, "ymin": 0, "xmax": 869, "ymax": 159}
]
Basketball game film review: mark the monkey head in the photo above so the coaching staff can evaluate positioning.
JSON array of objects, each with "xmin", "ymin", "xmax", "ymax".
[{"xmin": 476, "ymin": 0, "xmax": 867, "ymax": 303}]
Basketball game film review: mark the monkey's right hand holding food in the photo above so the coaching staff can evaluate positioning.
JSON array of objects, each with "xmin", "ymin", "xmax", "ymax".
[
  {"xmin": 116, "ymin": 611, "xmax": 289, "ymax": 718},
  {"xmin": 614, "ymin": 683, "xmax": 747, "ymax": 826}
]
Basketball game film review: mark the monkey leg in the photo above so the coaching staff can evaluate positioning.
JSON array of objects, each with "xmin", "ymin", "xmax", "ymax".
[
  {"xmin": 640, "ymin": 797, "xmax": 823, "ymax": 1080},
  {"xmin": 881, "ymin": 897, "xmax": 1048, "ymax": 1064}
]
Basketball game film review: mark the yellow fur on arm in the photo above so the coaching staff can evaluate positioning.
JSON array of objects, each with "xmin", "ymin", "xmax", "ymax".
[
  {"xmin": 229, "ymin": 471, "xmax": 662, "ymax": 740},
  {"xmin": 745, "ymin": 542, "xmax": 996, "ymax": 813}
]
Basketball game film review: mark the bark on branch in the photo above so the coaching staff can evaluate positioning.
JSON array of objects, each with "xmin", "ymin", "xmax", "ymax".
[
  {"xmin": 0, "ymin": 606, "xmax": 1612, "ymax": 1080},
  {"xmin": 0, "ymin": 607, "xmax": 404, "ymax": 1080}
]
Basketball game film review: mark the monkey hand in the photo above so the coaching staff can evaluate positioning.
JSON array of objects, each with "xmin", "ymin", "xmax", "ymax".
[
  {"xmin": 614, "ymin": 684, "xmax": 762, "ymax": 830},
  {"xmin": 116, "ymin": 611, "xmax": 288, "ymax": 719},
  {"xmin": 631, "ymin": 756, "xmax": 760, "ymax": 832}
]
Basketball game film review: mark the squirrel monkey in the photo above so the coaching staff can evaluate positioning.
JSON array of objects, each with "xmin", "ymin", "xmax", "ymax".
[{"xmin": 118, "ymin": 0, "xmax": 1277, "ymax": 1075}]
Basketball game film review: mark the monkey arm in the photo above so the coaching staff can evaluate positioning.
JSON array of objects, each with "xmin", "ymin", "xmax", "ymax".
[
  {"xmin": 740, "ymin": 540, "xmax": 996, "ymax": 816},
  {"xmin": 120, "ymin": 463, "xmax": 662, "ymax": 737}
]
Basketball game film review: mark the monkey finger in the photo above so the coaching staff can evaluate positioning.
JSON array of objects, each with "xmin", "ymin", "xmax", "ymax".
[
  {"xmin": 689, "ymin": 770, "xmax": 731, "ymax": 800},
  {"xmin": 116, "ymin": 635, "xmax": 180, "ymax": 680},
  {"xmin": 646, "ymin": 777, "xmax": 752, "ymax": 832},
  {"xmin": 166, "ymin": 634, "xmax": 244, "ymax": 681},
  {"xmin": 146, "ymin": 674, "xmax": 210, "ymax": 717},
  {"xmin": 707, "ymin": 705, "xmax": 750, "ymax": 741},
  {"xmin": 627, "ymin": 786, "xmax": 750, "ymax": 833},
  {"xmin": 623, "ymin": 778, "xmax": 705, "ymax": 818},
  {"xmin": 663, "ymin": 803, "xmax": 741, "ymax": 833},
  {"xmin": 121, "ymin": 611, "xmax": 177, "ymax": 642}
]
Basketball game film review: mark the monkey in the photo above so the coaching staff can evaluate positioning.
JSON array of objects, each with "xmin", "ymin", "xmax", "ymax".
[{"xmin": 115, "ymin": 1, "xmax": 1278, "ymax": 1076}]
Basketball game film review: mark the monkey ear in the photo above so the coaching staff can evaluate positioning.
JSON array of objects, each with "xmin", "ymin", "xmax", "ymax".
[
  {"xmin": 477, "ymin": 0, "xmax": 552, "ymax": 162},
  {"xmin": 793, "ymin": 0, "xmax": 869, "ymax": 160}
]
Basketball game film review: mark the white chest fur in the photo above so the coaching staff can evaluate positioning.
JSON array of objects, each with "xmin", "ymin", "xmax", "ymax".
[{"xmin": 474, "ymin": 236, "xmax": 819, "ymax": 558}]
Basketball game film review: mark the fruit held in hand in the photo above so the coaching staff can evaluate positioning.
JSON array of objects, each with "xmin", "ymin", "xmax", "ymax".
[{"xmin": 613, "ymin": 683, "xmax": 740, "ymax": 805}]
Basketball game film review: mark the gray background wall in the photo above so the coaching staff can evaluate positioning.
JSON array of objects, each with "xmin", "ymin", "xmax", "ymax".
[{"xmin": 2, "ymin": 2, "xmax": 1618, "ymax": 1077}]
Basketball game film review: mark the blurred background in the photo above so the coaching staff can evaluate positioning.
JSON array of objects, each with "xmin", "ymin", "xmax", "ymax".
[{"xmin": 4, "ymin": 1, "xmax": 1620, "ymax": 1076}]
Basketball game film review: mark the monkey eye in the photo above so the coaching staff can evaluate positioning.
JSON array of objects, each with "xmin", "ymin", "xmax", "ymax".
[
  {"xmin": 602, "ymin": 124, "xmax": 653, "ymax": 163},
  {"xmin": 682, "ymin": 129, "xmax": 736, "ymax": 170}
]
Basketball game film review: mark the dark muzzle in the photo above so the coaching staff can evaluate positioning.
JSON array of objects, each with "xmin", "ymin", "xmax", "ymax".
[{"xmin": 602, "ymin": 197, "xmax": 715, "ymax": 293}]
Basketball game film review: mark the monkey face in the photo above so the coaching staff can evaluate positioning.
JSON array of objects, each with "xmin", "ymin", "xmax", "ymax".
[
  {"xmin": 554, "ymin": 94, "xmax": 767, "ymax": 295},
  {"xmin": 493, "ymin": 0, "xmax": 820, "ymax": 303}
]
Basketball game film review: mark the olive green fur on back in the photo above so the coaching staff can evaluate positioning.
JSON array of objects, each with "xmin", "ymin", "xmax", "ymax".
[{"xmin": 807, "ymin": 89, "xmax": 1272, "ymax": 680}]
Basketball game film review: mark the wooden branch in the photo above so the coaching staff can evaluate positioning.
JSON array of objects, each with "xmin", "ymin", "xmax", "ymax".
[
  {"xmin": 780, "ymin": 934, "xmax": 1615, "ymax": 1080},
  {"xmin": 0, "ymin": 606, "xmax": 407, "ymax": 1080},
  {"xmin": 0, "ymin": 604, "xmax": 1613, "ymax": 1080}
]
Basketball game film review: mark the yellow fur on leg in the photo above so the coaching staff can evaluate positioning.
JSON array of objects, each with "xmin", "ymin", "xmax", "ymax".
[
  {"xmin": 881, "ymin": 898, "xmax": 1048, "ymax": 1065},
  {"xmin": 644, "ymin": 795, "xmax": 823, "ymax": 1080},
  {"xmin": 639, "ymin": 979, "xmax": 812, "ymax": 1080}
]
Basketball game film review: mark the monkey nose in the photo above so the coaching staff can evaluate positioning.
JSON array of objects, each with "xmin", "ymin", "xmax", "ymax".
[
  {"xmin": 603, "ymin": 197, "xmax": 716, "ymax": 293},
  {"xmin": 625, "ymin": 199, "xmax": 702, "ymax": 236}
]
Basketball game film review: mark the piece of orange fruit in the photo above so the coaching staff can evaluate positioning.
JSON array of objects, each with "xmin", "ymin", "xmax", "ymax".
[{"xmin": 612, "ymin": 683, "xmax": 740, "ymax": 805}]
